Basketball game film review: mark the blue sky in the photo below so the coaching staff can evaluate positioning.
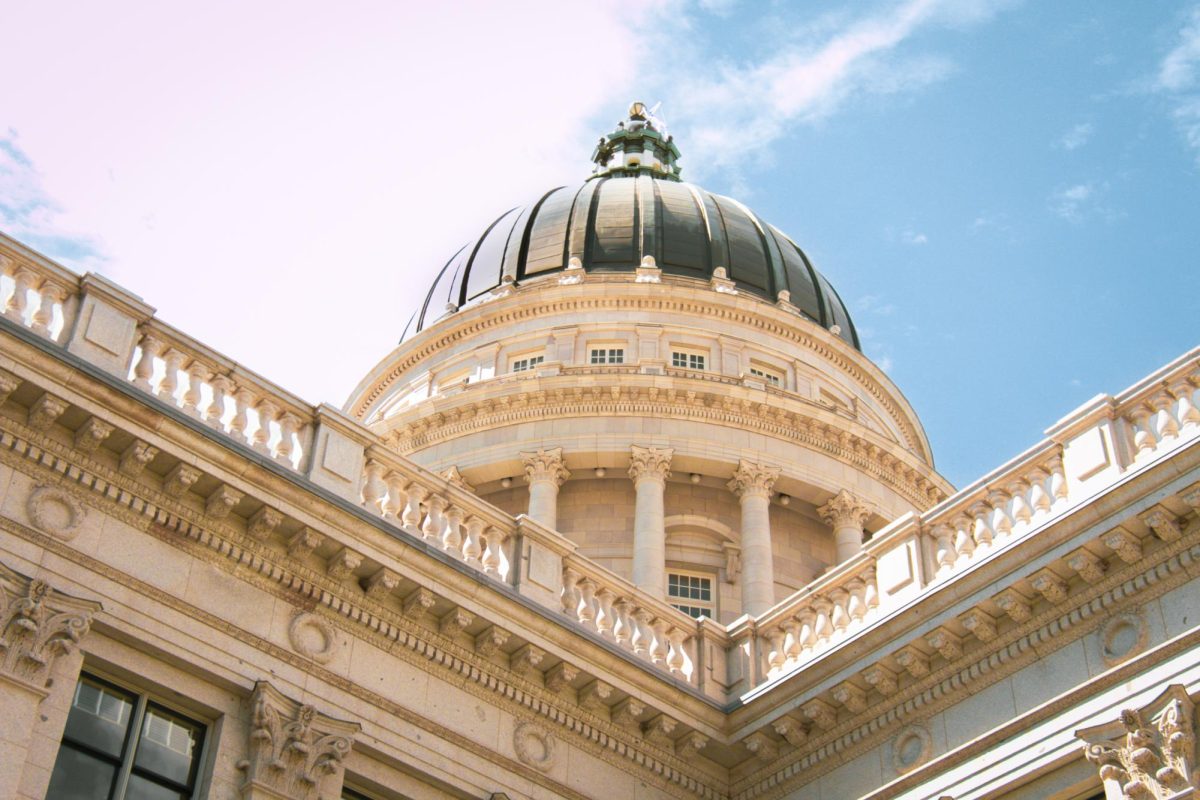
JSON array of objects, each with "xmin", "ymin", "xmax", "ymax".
[{"xmin": 1, "ymin": 1, "xmax": 1197, "ymax": 488}]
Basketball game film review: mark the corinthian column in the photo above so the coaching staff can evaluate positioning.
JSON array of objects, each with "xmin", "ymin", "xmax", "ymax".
[
  {"xmin": 728, "ymin": 460, "xmax": 781, "ymax": 617},
  {"xmin": 818, "ymin": 490, "xmax": 871, "ymax": 563},
  {"xmin": 629, "ymin": 445, "xmax": 674, "ymax": 595},
  {"xmin": 521, "ymin": 447, "xmax": 570, "ymax": 530}
]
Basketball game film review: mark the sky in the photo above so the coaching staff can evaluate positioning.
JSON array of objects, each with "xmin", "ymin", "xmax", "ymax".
[{"xmin": 1, "ymin": 0, "xmax": 1198, "ymax": 489}]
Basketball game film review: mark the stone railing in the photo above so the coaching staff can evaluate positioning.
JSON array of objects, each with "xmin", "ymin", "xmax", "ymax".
[
  {"xmin": 127, "ymin": 319, "xmax": 317, "ymax": 471},
  {"xmin": 1, "ymin": 249, "xmax": 82, "ymax": 343},
  {"xmin": 734, "ymin": 346, "xmax": 1200, "ymax": 692},
  {"xmin": 560, "ymin": 554, "xmax": 700, "ymax": 683},
  {"xmin": 357, "ymin": 446, "xmax": 519, "ymax": 582}
]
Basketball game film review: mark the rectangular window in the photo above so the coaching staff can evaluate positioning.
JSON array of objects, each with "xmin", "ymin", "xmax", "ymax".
[
  {"xmin": 48, "ymin": 674, "xmax": 207, "ymax": 800},
  {"xmin": 671, "ymin": 351, "xmax": 706, "ymax": 370},
  {"xmin": 589, "ymin": 347, "xmax": 625, "ymax": 365},
  {"xmin": 749, "ymin": 366, "xmax": 782, "ymax": 386},
  {"xmin": 667, "ymin": 572, "xmax": 715, "ymax": 619},
  {"xmin": 510, "ymin": 355, "xmax": 545, "ymax": 373}
]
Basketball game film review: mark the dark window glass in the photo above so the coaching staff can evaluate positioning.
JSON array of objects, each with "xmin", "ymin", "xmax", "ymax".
[{"xmin": 48, "ymin": 675, "xmax": 206, "ymax": 800}]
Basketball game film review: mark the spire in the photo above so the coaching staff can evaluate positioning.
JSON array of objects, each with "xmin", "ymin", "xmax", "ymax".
[{"xmin": 590, "ymin": 101, "xmax": 682, "ymax": 181}]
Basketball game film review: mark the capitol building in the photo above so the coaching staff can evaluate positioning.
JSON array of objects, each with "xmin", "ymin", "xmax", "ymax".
[{"xmin": 0, "ymin": 103, "xmax": 1197, "ymax": 800}]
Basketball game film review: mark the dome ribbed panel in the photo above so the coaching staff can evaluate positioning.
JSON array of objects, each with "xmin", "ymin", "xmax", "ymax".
[
  {"xmin": 589, "ymin": 177, "xmax": 638, "ymax": 267},
  {"xmin": 463, "ymin": 208, "xmax": 519, "ymax": 302},
  {"xmin": 501, "ymin": 188, "xmax": 556, "ymax": 282},
  {"xmin": 693, "ymin": 187, "xmax": 731, "ymax": 275},
  {"xmin": 769, "ymin": 225, "xmax": 823, "ymax": 323},
  {"xmin": 567, "ymin": 179, "xmax": 603, "ymax": 264},
  {"xmin": 658, "ymin": 180, "xmax": 708, "ymax": 274},
  {"xmin": 816, "ymin": 272, "xmax": 858, "ymax": 347},
  {"xmin": 524, "ymin": 187, "xmax": 576, "ymax": 275},
  {"xmin": 418, "ymin": 245, "xmax": 468, "ymax": 330},
  {"xmin": 712, "ymin": 195, "xmax": 771, "ymax": 296}
]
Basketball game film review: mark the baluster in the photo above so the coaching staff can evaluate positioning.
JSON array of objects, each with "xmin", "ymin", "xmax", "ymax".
[
  {"xmin": 812, "ymin": 598, "xmax": 832, "ymax": 643},
  {"xmin": 577, "ymin": 579, "xmax": 597, "ymax": 627},
  {"xmin": 561, "ymin": 568, "xmax": 581, "ymax": 619},
  {"xmin": 612, "ymin": 599, "xmax": 632, "ymax": 647},
  {"xmin": 1007, "ymin": 480, "xmax": 1031, "ymax": 526},
  {"xmin": 795, "ymin": 611, "xmax": 816, "ymax": 657},
  {"xmin": 206, "ymin": 375, "xmax": 232, "ymax": 429},
  {"xmin": 846, "ymin": 578, "xmax": 867, "ymax": 623},
  {"xmin": 1150, "ymin": 390, "xmax": 1180, "ymax": 442},
  {"xmin": 862, "ymin": 567, "xmax": 879, "ymax": 611},
  {"xmin": 1028, "ymin": 467, "xmax": 1051, "ymax": 515},
  {"xmin": 255, "ymin": 399, "xmax": 279, "ymax": 456},
  {"xmin": 482, "ymin": 526, "xmax": 508, "ymax": 576},
  {"xmin": 402, "ymin": 483, "xmax": 427, "ymax": 531},
  {"xmin": 987, "ymin": 490, "xmax": 1013, "ymax": 539},
  {"xmin": 31, "ymin": 281, "xmax": 66, "ymax": 337},
  {"xmin": 781, "ymin": 621, "xmax": 800, "ymax": 666},
  {"xmin": 132, "ymin": 334, "xmax": 163, "ymax": 392},
  {"xmin": 442, "ymin": 504, "xmax": 464, "ymax": 555},
  {"xmin": 830, "ymin": 588, "xmax": 850, "ymax": 633},
  {"xmin": 649, "ymin": 618, "xmax": 670, "ymax": 666},
  {"xmin": 422, "ymin": 494, "xmax": 447, "ymax": 542},
  {"xmin": 361, "ymin": 460, "xmax": 387, "ymax": 514},
  {"xmin": 383, "ymin": 472, "xmax": 406, "ymax": 520},
  {"xmin": 158, "ymin": 349, "xmax": 184, "ymax": 404},
  {"xmin": 594, "ymin": 588, "xmax": 615, "ymax": 639},
  {"xmin": 276, "ymin": 412, "xmax": 300, "ymax": 466},
  {"xmin": 1129, "ymin": 403, "xmax": 1158, "ymax": 456},
  {"xmin": 5, "ymin": 267, "xmax": 36, "ymax": 323},
  {"xmin": 666, "ymin": 628, "xmax": 687, "ymax": 675},
  {"xmin": 1047, "ymin": 455, "xmax": 1068, "ymax": 504},
  {"xmin": 182, "ymin": 360, "xmax": 209, "ymax": 418},
  {"xmin": 463, "ymin": 516, "xmax": 484, "ymax": 566},
  {"xmin": 931, "ymin": 523, "xmax": 956, "ymax": 575},
  {"xmin": 631, "ymin": 609, "xmax": 652, "ymax": 656},
  {"xmin": 230, "ymin": 387, "xmax": 255, "ymax": 446},
  {"xmin": 952, "ymin": 514, "xmax": 975, "ymax": 562},
  {"xmin": 1170, "ymin": 377, "xmax": 1200, "ymax": 431},
  {"xmin": 969, "ymin": 501, "xmax": 994, "ymax": 551},
  {"xmin": 766, "ymin": 628, "xmax": 786, "ymax": 673},
  {"xmin": 0, "ymin": 256, "xmax": 14, "ymax": 313}
]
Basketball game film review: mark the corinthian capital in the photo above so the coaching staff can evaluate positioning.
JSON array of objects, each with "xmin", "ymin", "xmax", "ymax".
[
  {"xmin": 238, "ymin": 682, "xmax": 360, "ymax": 800},
  {"xmin": 727, "ymin": 460, "xmax": 780, "ymax": 499},
  {"xmin": 521, "ymin": 447, "xmax": 571, "ymax": 487},
  {"xmin": 628, "ymin": 445, "xmax": 673, "ymax": 483},
  {"xmin": 0, "ymin": 562, "xmax": 101, "ymax": 690},
  {"xmin": 1077, "ymin": 684, "xmax": 1196, "ymax": 799},
  {"xmin": 818, "ymin": 490, "xmax": 871, "ymax": 529}
]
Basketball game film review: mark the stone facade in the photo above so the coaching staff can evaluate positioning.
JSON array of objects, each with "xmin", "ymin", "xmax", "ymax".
[{"xmin": 1, "ymin": 137, "xmax": 1199, "ymax": 799}]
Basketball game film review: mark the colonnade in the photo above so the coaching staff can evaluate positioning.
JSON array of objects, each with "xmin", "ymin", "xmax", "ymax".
[{"xmin": 518, "ymin": 446, "xmax": 871, "ymax": 617}]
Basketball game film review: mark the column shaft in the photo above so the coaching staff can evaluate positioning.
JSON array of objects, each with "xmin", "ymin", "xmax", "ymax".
[
  {"xmin": 629, "ymin": 446, "xmax": 673, "ymax": 596},
  {"xmin": 739, "ymin": 491, "xmax": 775, "ymax": 616},
  {"xmin": 521, "ymin": 447, "xmax": 570, "ymax": 531}
]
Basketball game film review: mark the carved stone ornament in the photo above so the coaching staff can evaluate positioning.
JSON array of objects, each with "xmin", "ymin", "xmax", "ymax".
[
  {"xmin": 521, "ymin": 447, "xmax": 571, "ymax": 487},
  {"xmin": 512, "ymin": 721, "xmax": 556, "ymax": 772},
  {"xmin": 628, "ymin": 445, "xmax": 673, "ymax": 483},
  {"xmin": 238, "ymin": 681, "xmax": 359, "ymax": 800},
  {"xmin": 892, "ymin": 723, "xmax": 933, "ymax": 774},
  {"xmin": 440, "ymin": 465, "xmax": 475, "ymax": 493},
  {"xmin": 26, "ymin": 484, "xmax": 86, "ymax": 541},
  {"xmin": 0, "ymin": 563, "xmax": 100, "ymax": 689},
  {"xmin": 1077, "ymin": 684, "xmax": 1197, "ymax": 800},
  {"xmin": 287, "ymin": 612, "xmax": 339, "ymax": 664},
  {"xmin": 817, "ymin": 489, "xmax": 871, "ymax": 530},
  {"xmin": 1099, "ymin": 611, "xmax": 1149, "ymax": 667},
  {"xmin": 727, "ymin": 459, "xmax": 780, "ymax": 499}
]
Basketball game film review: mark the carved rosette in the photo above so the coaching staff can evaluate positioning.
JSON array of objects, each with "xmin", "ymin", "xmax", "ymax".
[
  {"xmin": 1077, "ymin": 684, "xmax": 1197, "ymax": 800},
  {"xmin": 521, "ymin": 447, "xmax": 571, "ymax": 487},
  {"xmin": 817, "ymin": 490, "xmax": 871, "ymax": 530},
  {"xmin": 0, "ymin": 563, "xmax": 100, "ymax": 690},
  {"xmin": 238, "ymin": 682, "xmax": 360, "ymax": 800},
  {"xmin": 628, "ymin": 445, "xmax": 673, "ymax": 484},
  {"xmin": 727, "ymin": 460, "xmax": 780, "ymax": 500}
]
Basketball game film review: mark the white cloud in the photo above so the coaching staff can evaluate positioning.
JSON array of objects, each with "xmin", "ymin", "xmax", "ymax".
[
  {"xmin": 901, "ymin": 229, "xmax": 928, "ymax": 245},
  {"xmin": 654, "ymin": 0, "xmax": 1010, "ymax": 178},
  {"xmin": 1048, "ymin": 181, "xmax": 1124, "ymax": 224},
  {"xmin": 857, "ymin": 294, "xmax": 897, "ymax": 316},
  {"xmin": 1157, "ymin": 7, "xmax": 1200, "ymax": 164},
  {"xmin": 1056, "ymin": 122, "xmax": 1094, "ymax": 151}
]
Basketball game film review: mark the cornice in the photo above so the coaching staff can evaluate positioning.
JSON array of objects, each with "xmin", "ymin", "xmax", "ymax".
[
  {"xmin": 347, "ymin": 280, "xmax": 932, "ymax": 464},
  {"xmin": 383, "ymin": 379, "xmax": 947, "ymax": 508}
]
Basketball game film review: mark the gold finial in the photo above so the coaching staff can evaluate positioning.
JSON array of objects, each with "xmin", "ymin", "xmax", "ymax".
[{"xmin": 629, "ymin": 101, "xmax": 647, "ymax": 120}]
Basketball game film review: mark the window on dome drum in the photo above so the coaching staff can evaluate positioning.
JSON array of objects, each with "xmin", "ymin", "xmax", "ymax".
[
  {"xmin": 47, "ymin": 673, "xmax": 207, "ymax": 800},
  {"xmin": 667, "ymin": 571, "xmax": 715, "ymax": 619},
  {"xmin": 671, "ymin": 351, "xmax": 706, "ymax": 371},
  {"xmin": 589, "ymin": 347, "xmax": 625, "ymax": 365},
  {"xmin": 510, "ymin": 355, "xmax": 544, "ymax": 373},
  {"xmin": 749, "ymin": 366, "xmax": 783, "ymax": 386}
]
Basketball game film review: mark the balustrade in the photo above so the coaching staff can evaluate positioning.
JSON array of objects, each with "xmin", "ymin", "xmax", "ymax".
[{"xmin": 0, "ymin": 254, "xmax": 77, "ymax": 341}]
